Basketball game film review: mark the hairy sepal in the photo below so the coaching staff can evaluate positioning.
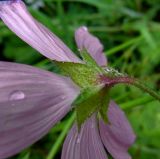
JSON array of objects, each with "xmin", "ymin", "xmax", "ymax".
[
  {"xmin": 54, "ymin": 61, "xmax": 100, "ymax": 88},
  {"xmin": 72, "ymin": 86, "xmax": 110, "ymax": 130},
  {"xmin": 80, "ymin": 49, "xmax": 103, "ymax": 72}
]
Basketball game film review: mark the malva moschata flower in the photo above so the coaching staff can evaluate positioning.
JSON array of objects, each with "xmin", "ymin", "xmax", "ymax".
[{"xmin": 0, "ymin": 0, "xmax": 138, "ymax": 159}]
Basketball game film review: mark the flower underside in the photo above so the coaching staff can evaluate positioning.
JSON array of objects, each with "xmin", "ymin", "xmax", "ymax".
[
  {"xmin": 55, "ymin": 50, "xmax": 160, "ymax": 129},
  {"xmin": 0, "ymin": 1, "xmax": 159, "ymax": 159}
]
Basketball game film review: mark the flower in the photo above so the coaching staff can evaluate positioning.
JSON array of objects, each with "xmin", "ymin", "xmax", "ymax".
[{"xmin": 0, "ymin": 1, "xmax": 136, "ymax": 159}]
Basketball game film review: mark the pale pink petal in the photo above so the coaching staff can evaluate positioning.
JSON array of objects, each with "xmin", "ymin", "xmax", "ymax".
[
  {"xmin": 75, "ymin": 26, "xmax": 107, "ymax": 66},
  {"xmin": 0, "ymin": 1, "xmax": 81, "ymax": 62},
  {"xmin": 0, "ymin": 61, "xmax": 79, "ymax": 159},
  {"xmin": 61, "ymin": 115, "xmax": 108, "ymax": 159},
  {"xmin": 99, "ymin": 101, "xmax": 136, "ymax": 159}
]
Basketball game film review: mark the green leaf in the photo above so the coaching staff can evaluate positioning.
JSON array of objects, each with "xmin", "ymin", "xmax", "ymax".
[
  {"xmin": 22, "ymin": 153, "xmax": 30, "ymax": 159},
  {"xmin": 18, "ymin": 152, "xmax": 30, "ymax": 159},
  {"xmin": 4, "ymin": 37, "xmax": 41, "ymax": 64}
]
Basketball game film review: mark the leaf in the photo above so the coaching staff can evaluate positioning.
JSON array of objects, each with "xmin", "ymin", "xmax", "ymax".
[
  {"xmin": 18, "ymin": 152, "xmax": 30, "ymax": 159},
  {"xmin": 4, "ymin": 37, "xmax": 41, "ymax": 64}
]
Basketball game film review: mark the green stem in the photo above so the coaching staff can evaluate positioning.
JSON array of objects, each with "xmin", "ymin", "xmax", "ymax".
[
  {"xmin": 133, "ymin": 144, "xmax": 160, "ymax": 155},
  {"xmin": 121, "ymin": 95, "xmax": 154, "ymax": 109},
  {"xmin": 103, "ymin": 67, "xmax": 160, "ymax": 102},
  {"xmin": 114, "ymin": 91, "xmax": 132, "ymax": 102},
  {"xmin": 132, "ymin": 80, "xmax": 160, "ymax": 102},
  {"xmin": 106, "ymin": 36, "xmax": 143, "ymax": 56},
  {"xmin": 46, "ymin": 113, "xmax": 75, "ymax": 159}
]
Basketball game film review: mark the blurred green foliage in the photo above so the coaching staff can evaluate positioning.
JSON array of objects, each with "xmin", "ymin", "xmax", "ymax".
[{"xmin": 0, "ymin": 0, "xmax": 160, "ymax": 159}]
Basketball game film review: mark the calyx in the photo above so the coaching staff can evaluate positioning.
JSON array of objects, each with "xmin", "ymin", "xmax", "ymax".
[{"xmin": 54, "ymin": 50, "xmax": 160, "ymax": 129}]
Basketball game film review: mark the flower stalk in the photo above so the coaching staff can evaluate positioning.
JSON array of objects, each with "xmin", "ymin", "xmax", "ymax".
[{"xmin": 101, "ymin": 67, "xmax": 160, "ymax": 102}]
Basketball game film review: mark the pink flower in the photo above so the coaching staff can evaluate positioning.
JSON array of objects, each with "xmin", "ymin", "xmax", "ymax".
[{"xmin": 0, "ymin": 1, "xmax": 136, "ymax": 159}]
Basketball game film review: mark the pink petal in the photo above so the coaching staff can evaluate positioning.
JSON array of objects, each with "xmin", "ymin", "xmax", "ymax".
[
  {"xmin": 0, "ymin": 1, "xmax": 81, "ymax": 63},
  {"xmin": 0, "ymin": 61, "xmax": 79, "ymax": 159},
  {"xmin": 61, "ymin": 114, "xmax": 108, "ymax": 159},
  {"xmin": 75, "ymin": 26, "xmax": 107, "ymax": 66},
  {"xmin": 99, "ymin": 101, "xmax": 136, "ymax": 159}
]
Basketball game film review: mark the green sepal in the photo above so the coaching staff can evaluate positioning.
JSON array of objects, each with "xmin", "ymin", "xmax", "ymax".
[
  {"xmin": 72, "ymin": 86, "xmax": 103, "ymax": 106},
  {"xmin": 80, "ymin": 49, "xmax": 103, "ymax": 73},
  {"xmin": 54, "ymin": 61, "xmax": 100, "ymax": 88},
  {"xmin": 73, "ymin": 86, "xmax": 110, "ymax": 130},
  {"xmin": 99, "ymin": 89, "xmax": 110, "ymax": 123}
]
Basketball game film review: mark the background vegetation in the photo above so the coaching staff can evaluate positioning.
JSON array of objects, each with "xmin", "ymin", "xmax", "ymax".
[{"xmin": 0, "ymin": 0, "xmax": 160, "ymax": 158}]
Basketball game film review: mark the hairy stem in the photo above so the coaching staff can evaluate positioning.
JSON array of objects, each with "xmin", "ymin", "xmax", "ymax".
[
  {"xmin": 100, "ymin": 74, "xmax": 160, "ymax": 102},
  {"xmin": 132, "ymin": 80, "xmax": 160, "ymax": 102}
]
